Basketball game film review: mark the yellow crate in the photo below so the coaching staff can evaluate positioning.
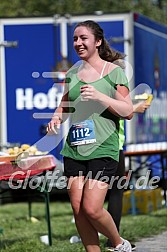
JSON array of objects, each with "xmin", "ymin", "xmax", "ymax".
[
  {"xmin": 134, "ymin": 189, "xmax": 154, "ymax": 214},
  {"xmin": 122, "ymin": 190, "xmax": 131, "ymax": 215},
  {"xmin": 122, "ymin": 189, "xmax": 161, "ymax": 215},
  {"xmin": 152, "ymin": 188, "xmax": 163, "ymax": 210}
]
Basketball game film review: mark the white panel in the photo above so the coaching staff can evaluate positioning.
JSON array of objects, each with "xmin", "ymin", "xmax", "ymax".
[
  {"xmin": 123, "ymin": 13, "xmax": 136, "ymax": 144},
  {"xmin": 0, "ymin": 23, "xmax": 7, "ymax": 144},
  {"xmin": 0, "ymin": 17, "xmax": 53, "ymax": 26}
]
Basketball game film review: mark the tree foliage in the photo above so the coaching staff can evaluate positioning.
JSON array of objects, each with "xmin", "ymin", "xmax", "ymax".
[{"xmin": 0, "ymin": 0, "xmax": 166, "ymax": 25}]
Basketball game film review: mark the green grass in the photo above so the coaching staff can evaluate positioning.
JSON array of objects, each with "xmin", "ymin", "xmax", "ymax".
[{"xmin": 0, "ymin": 201, "xmax": 167, "ymax": 252}]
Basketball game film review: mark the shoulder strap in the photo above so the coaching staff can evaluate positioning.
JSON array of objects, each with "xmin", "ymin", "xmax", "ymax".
[{"xmin": 100, "ymin": 61, "xmax": 107, "ymax": 78}]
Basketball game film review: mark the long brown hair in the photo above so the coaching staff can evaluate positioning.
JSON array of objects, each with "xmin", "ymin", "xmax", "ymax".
[{"xmin": 74, "ymin": 20, "xmax": 125, "ymax": 63}]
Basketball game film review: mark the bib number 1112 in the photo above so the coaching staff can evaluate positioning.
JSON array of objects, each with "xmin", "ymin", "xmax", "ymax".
[
  {"xmin": 69, "ymin": 120, "xmax": 96, "ymax": 146},
  {"xmin": 72, "ymin": 128, "xmax": 90, "ymax": 139}
]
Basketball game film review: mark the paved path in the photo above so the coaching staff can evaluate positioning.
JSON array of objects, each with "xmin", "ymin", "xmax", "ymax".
[{"xmin": 135, "ymin": 230, "xmax": 167, "ymax": 252}]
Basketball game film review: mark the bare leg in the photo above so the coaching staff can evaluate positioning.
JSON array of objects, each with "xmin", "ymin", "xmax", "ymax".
[
  {"xmin": 68, "ymin": 177, "xmax": 123, "ymax": 251},
  {"xmin": 68, "ymin": 176, "xmax": 101, "ymax": 252},
  {"xmin": 82, "ymin": 179, "xmax": 122, "ymax": 247}
]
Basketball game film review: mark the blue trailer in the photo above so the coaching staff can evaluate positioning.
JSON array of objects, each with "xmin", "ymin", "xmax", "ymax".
[
  {"xmin": 133, "ymin": 13, "xmax": 167, "ymax": 143},
  {"xmin": 0, "ymin": 17, "xmax": 64, "ymax": 160}
]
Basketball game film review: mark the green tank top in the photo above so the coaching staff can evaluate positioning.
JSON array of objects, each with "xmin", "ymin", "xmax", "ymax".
[{"xmin": 61, "ymin": 66, "xmax": 129, "ymax": 162}]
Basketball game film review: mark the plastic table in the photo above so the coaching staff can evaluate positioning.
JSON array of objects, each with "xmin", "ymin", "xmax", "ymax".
[{"xmin": 0, "ymin": 154, "xmax": 56, "ymax": 246}]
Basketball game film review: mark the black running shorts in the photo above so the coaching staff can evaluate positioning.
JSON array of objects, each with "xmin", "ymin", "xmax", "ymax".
[{"xmin": 63, "ymin": 157, "xmax": 118, "ymax": 184}]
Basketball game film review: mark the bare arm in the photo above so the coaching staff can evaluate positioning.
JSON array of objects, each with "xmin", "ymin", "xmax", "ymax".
[
  {"xmin": 81, "ymin": 84, "xmax": 133, "ymax": 119},
  {"xmin": 105, "ymin": 85, "xmax": 133, "ymax": 119},
  {"xmin": 47, "ymin": 85, "xmax": 69, "ymax": 134}
]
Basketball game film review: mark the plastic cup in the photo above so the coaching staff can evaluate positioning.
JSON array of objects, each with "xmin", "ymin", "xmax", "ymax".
[
  {"xmin": 146, "ymin": 94, "xmax": 153, "ymax": 105},
  {"xmin": 40, "ymin": 235, "xmax": 49, "ymax": 245},
  {"xmin": 69, "ymin": 235, "xmax": 81, "ymax": 243}
]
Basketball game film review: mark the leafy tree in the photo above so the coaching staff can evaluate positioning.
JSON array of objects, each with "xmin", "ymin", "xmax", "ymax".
[{"xmin": 0, "ymin": 0, "xmax": 166, "ymax": 25}]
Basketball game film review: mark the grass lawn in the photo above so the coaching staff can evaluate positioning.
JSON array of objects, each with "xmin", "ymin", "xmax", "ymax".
[{"xmin": 0, "ymin": 200, "xmax": 167, "ymax": 252}]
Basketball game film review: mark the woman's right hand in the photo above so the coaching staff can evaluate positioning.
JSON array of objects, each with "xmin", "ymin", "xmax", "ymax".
[{"xmin": 46, "ymin": 116, "xmax": 62, "ymax": 134}]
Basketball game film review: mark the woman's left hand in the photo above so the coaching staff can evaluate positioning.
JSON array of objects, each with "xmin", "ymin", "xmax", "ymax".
[
  {"xmin": 133, "ymin": 101, "xmax": 150, "ymax": 113},
  {"xmin": 80, "ymin": 84, "xmax": 102, "ymax": 101}
]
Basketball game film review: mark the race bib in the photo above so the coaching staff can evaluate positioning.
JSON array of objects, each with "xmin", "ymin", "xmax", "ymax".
[{"xmin": 69, "ymin": 120, "xmax": 96, "ymax": 146}]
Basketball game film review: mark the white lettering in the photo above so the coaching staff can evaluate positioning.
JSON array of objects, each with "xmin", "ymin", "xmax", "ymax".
[
  {"xmin": 16, "ymin": 88, "xmax": 33, "ymax": 110},
  {"xmin": 48, "ymin": 87, "xmax": 57, "ymax": 109},
  {"xmin": 33, "ymin": 93, "xmax": 48, "ymax": 109},
  {"xmin": 16, "ymin": 87, "xmax": 63, "ymax": 110}
]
